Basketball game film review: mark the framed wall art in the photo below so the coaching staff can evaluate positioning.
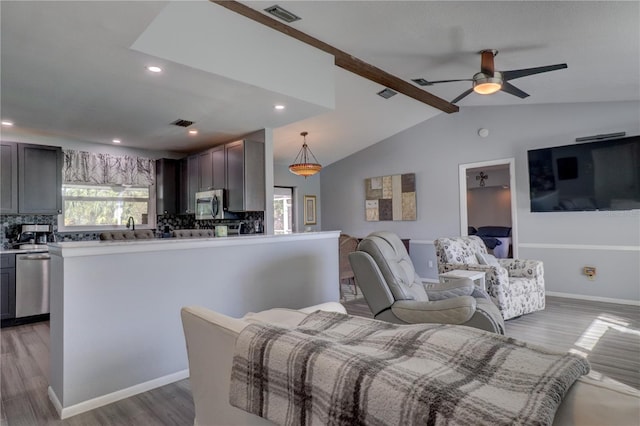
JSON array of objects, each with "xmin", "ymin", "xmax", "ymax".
[
  {"xmin": 365, "ymin": 173, "xmax": 416, "ymax": 221},
  {"xmin": 304, "ymin": 195, "xmax": 317, "ymax": 225}
]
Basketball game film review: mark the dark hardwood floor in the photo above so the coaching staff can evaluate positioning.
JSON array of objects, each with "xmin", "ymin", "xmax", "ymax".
[{"xmin": 1, "ymin": 296, "xmax": 638, "ymax": 425}]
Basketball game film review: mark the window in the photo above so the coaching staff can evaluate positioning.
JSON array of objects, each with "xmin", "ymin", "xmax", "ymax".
[
  {"xmin": 274, "ymin": 186, "xmax": 294, "ymax": 234},
  {"xmin": 61, "ymin": 183, "xmax": 154, "ymax": 230}
]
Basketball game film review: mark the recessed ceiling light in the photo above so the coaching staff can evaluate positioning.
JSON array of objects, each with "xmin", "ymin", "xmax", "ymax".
[
  {"xmin": 1, "ymin": 120, "xmax": 14, "ymax": 127},
  {"xmin": 146, "ymin": 66, "xmax": 162, "ymax": 73},
  {"xmin": 274, "ymin": 104, "xmax": 285, "ymax": 110},
  {"xmin": 112, "ymin": 139, "xmax": 121, "ymax": 144},
  {"xmin": 188, "ymin": 129, "xmax": 198, "ymax": 135}
]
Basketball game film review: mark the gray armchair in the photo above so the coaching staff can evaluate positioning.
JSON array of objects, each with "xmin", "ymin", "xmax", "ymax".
[{"xmin": 349, "ymin": 231, "xmax": 504, "ymax": 334}]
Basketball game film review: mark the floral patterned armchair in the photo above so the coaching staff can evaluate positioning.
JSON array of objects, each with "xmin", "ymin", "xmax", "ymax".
[{"xmin": 434, "ymin": 236, "xmax": 545, "ymax": 320}]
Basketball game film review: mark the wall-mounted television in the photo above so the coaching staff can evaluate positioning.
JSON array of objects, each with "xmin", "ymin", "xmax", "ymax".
[{"xmin": 527, "ymin": 135, "xmax": 640, "ymax": 212}]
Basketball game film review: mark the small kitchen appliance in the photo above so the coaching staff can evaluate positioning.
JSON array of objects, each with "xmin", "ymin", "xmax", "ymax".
[
  {"xmin": 17, "ymin": 224, "xmax": 53, "ymax": 248},
  {"xmin": 195, "ymin": 189, "xmax": 226, "ymax": 220}
]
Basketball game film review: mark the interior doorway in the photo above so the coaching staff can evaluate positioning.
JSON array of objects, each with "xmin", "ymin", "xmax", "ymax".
[{"xmin": 459, "ymin": 158, "xmax": 518, "ymax": 258}]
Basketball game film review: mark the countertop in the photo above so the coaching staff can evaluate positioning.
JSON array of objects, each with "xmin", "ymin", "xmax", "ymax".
[
  {"xmin": 1, "ymin": 245, "xmax": 50, "ymax": 255},
  {"xmin": 48, "ymin": 231, "xmax": 341, "ymax": 258}
]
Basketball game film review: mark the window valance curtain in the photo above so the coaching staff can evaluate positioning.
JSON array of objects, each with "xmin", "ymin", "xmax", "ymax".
[{"xmin": 63, "ymin": 149, "xmax": 155, "ymax": 186}]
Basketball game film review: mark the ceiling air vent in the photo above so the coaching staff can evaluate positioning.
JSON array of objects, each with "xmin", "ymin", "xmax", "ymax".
[
  {"xmin": 264, "ymin": 5, "xmax": 301, "ymax": 23},
  {"xmin": 377, "ymin": 88, "xmax": 397, "ymax": 99},
  {"xmin": 171, "ymin": 119, "xmax": 194, "ymax": 128},
  {"xmin": 412, "ymin": 78, "xmax": 431, "ymax": 86}
]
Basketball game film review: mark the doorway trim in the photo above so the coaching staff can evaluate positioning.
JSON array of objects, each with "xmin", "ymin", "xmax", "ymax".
[{"xmin": 459, "ymin": 158, "xmax": 518, "ymax": 258}]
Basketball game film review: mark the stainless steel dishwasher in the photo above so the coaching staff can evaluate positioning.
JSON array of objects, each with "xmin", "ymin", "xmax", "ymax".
[{"xmin": 15, "ymin": 252, "xmax": 50, "ymax": 318}]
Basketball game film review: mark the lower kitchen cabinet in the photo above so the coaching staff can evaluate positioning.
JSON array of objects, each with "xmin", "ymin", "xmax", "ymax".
[{"xmin": 1, "ymin": 254, "xmax": 16, "ymax": 321}]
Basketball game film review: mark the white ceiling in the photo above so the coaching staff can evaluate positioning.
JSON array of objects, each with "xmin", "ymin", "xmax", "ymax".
[{"xmin": 2, "ymin": 1, "xmax": 638, "ymax": 167}]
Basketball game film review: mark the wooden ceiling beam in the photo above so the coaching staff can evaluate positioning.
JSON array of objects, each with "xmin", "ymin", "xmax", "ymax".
[{"xmin": 210, "ymin": 0, "xmax": 459, "ymax": 114}]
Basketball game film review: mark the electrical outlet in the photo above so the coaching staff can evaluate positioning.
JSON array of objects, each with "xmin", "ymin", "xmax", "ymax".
[
  {"xmin": 583, "ymin": 266, "xmax": 596, "ymax": 280},
  {"xmin": 428, "ymin": 260, "xmax": 434, "ymax": 268}
]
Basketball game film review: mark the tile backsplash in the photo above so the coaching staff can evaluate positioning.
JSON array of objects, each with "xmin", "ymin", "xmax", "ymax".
[
  {"xmin": 1, "ymin": 212, "xmax": 264, "ymax": 248},
  {"xmin": 1, "ymin": 214, "xmax": 59, "ymax": 248}
]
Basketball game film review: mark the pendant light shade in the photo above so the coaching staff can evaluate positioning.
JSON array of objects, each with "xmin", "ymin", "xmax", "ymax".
[{"xmin": 289, "ymin": 132, "xmax": 322, "ymax": 178}]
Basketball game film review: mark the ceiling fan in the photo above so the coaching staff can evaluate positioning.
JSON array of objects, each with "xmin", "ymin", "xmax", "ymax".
[{"xmin": 412, "ymin": 49, "xmax": 567, "ymax": 104}]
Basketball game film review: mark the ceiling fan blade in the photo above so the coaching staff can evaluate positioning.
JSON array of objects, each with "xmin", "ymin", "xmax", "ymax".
[
  {"xmin": 500, "ymin": 82, "xmax": 530, "ymax": 98},
  {"xmin": 451, "ymin": 88, "xmax": 474, "ymax": 104},
  {"xmin": 412, "ymin": 78, "xmax": 472, "ymax": 86},
  {"xmin": 502, "ymin": 63, "xmax": 567, "ymax": 81}
]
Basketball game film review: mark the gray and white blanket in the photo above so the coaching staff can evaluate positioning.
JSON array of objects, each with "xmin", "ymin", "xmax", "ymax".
[{"xmin": 229, "ymin": 311, "xmax": 589, "ymax": 426}]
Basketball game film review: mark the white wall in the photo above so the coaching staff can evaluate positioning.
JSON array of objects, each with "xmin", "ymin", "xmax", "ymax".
[
  {"xmin": 274, "ymin": 162, "xmax": 322, "ymax": 232},
  {"xmin": 320, "ymin": 101, "xmax": 640, "ymax": 302},
  {"xmin": 2, "ymin": 129, "xmax": 183, "ymax": 160},
  {"xmin": 467, "ymin": 187, "xmax": 512, "ymax": 229},
  {"xmin": 49, "ymin": 233, "xmax": 340, "ymax": 416}
]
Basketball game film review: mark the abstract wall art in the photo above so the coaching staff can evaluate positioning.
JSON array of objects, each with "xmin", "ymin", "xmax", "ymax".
[{"xmin": 364, "ymin": 173, "xmax": 416, "ymax": 221}]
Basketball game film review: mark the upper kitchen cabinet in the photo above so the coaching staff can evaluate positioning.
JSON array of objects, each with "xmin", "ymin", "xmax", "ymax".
[
  {"xmin": 18, "ymin": 144, "xmax": 63, "ymax": 214},
  {"xmin": 156, "ymin": 159, "xmax": 179, "ymax": 215},
  {"xmin": 211, "ymin": 145, "xmax": 225, "ymax": 190},
  {"xmin": 226, "ymin": 140, "xmax": 265, "ymax": 212},
  {"xmin": 0, "ymin": 142, "xmax": 18, "ymax": 214},
  {"xmin": 180, "ymin": 154, "xmax": 199, "ymax": 214},
  {"xmin": 198, "ymin": 150, "xmax": 213, "ymax": 191},
  {"xmin": 198, "ymin": 145, "xmax": 225, "ymax": 192}
]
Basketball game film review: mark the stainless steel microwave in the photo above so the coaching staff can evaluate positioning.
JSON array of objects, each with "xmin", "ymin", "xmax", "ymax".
[{"xmin": 195, "ymin": 189, "xmax": 226, "ymax": 220}]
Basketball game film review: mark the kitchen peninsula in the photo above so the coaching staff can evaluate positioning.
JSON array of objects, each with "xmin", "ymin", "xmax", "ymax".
[{"xmin": 48, "ymin": 231, "xmax": 340, "ymax": 419}]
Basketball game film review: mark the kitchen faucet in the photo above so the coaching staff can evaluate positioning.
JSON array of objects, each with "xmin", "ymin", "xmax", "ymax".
[{"xmin": 126, "ymin": 216, "xmax": 135, "ymax": 231}]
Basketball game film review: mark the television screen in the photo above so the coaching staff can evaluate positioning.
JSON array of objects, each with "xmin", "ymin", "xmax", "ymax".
[{"xmin": 527, "ymin": 135, "xmax": 640, "ymax": 212}]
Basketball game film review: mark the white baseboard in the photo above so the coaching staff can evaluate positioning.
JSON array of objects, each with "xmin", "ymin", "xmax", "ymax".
[
  {"xmin": 546, "ymin": 291, "xmax": 640, "ymax": 306},
  {"xmin": 48, "ymin": 369, "xmax": 189, "ymax": 419}
]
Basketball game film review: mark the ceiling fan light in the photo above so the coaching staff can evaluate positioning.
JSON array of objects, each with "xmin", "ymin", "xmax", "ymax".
[
  {"xmin": 474, "ymin": 81, "xmax": 502, "ymax": 95},
  {"xmin": 473, "ymin": 73, "xmax": 502, "ymax": 95}
]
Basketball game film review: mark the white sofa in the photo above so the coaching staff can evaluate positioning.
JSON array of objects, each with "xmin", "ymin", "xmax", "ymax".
[{"xmin": 181, "ymin": 303, "xmax": 640, "ymax": 426}]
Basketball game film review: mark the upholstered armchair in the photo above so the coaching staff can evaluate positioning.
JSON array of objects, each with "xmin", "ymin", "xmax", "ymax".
[
  {"xmin": 349, "ymin": 231, "xmax": 504, "ymax": 334},
  {"xmin": 434, "ymin": 236, "xmax": 545, "ymax": 320}
]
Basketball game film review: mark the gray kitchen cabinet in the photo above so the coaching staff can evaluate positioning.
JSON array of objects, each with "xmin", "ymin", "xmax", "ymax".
[
  {"xmin": 198, "ymin": 145, "xmax": 226, "ymax": 192},
  {"xmin": 198, "ymin": 150, "xmax": 213, "ymax": 191},
  {"xmin": 1, "ymin": 254, "xmax": 16, "ymax": 321},
  {"xmin": 211, "ymin": 145, "xmax": 225, "ymax": 189},
  {"xmin": 18, "ymin": 143, "xmax": 63, "ymax": 214},
  {"xmin": 225, "ymin": 139, "xmax": 265, "ymax": 212},
  {"xmin": 156, "ymin": 159, "xmax": 179, "ymax": 215},
  {"xmin": 180, "ymin": 154, "xmax": 199, "ymax": 214},
  {"xmin": 0, "ymin": 142, "xmax": 18, "ymax": 214}
]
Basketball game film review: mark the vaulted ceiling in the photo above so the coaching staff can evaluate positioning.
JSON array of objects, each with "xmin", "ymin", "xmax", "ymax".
[{"xmin": 2, "ymin": 1, "xmax": 638, "ymax": 167}]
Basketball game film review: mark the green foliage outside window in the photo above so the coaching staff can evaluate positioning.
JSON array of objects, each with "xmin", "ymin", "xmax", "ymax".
[{"xmin": 63, "ymin": 184, "xmax": 150, "ymax": 227}]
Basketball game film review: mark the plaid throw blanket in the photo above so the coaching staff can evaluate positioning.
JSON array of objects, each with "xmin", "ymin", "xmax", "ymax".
[{"xmin": 229, "ymin": 311, "xmax": 589, "ymax": 426}]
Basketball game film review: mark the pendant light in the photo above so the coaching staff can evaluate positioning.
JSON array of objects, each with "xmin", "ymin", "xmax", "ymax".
[{"xmin": 288, "ymin": 131, "xmax": 322, "ymax": 178}]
